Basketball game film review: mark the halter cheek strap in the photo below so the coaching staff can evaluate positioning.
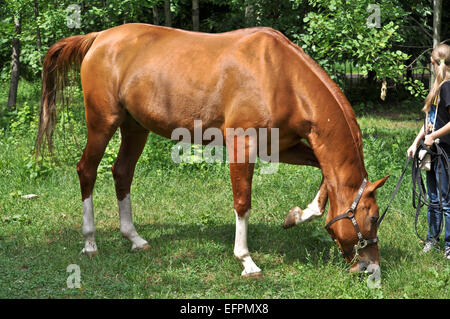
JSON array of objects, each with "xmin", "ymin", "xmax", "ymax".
[
  {"xmin": 325, "ymin": 178, "xmax": 379, "ymax": 264},
  {"xmin": 325, "ymin": 178, "xmax": 367, "ymax": 229}
]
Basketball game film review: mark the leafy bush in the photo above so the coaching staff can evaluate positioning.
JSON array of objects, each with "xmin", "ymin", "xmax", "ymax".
[
  {"xmin": 9, "ymin": 102, "xmax": 37, "ymax": 134},
  {"xmin": 299, "ymin": 0, "xmax": 409, "ymax": 85}
]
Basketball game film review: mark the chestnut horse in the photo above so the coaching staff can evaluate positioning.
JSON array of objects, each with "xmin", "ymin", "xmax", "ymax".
[{"xmin": 36, "ymin": 23, "xmax": 389, "ymax": 277}]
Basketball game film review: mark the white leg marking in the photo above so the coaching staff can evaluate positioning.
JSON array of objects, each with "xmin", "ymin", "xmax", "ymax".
[
  {"xmin": 296, "ymin": 190, "xmax": 324, "ymax": 224},
  {"xmin": 81, "ymin": 195, "xmax": 98, "ymax": 256},
  {"xmin": 303, "ymin": 190, "xmax": 323, "ymax": 217},
  {"xmin": 234, "ymin": 210, "xmax": 261, "ymax": 277},
  {"xmin": 118, "ymin": 194, "xmax": 149, "ymax": 251}
]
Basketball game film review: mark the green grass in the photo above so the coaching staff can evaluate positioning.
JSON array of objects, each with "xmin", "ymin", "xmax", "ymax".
[{"xmin": 1, "ymin": 82, "xmax": 450, "ymax": 299}]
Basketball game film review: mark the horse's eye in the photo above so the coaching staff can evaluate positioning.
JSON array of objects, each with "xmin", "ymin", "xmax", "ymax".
[{"xmin": 370, "ymin": 216, "xmax": 379, "ymax": 224}]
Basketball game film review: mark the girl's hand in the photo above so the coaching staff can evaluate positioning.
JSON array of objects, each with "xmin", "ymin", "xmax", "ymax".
[
  {"xmin": 407, "ymin": 143, "xmax": 417, "ymax": 158},
  {"xmin": 424, "ymin": 134, "xmax": 435, "ymax": 147}
]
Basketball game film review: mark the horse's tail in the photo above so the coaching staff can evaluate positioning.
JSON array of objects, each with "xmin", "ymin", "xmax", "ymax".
[{"xmin": 35, "ymin": 32, "xmax": 99, "ymax": 157}]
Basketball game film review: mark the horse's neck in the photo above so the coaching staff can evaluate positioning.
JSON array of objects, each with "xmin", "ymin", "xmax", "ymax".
[
  {"xmin": 307, "ymin": 99, "xmax": 367, "ymax": 214},
  {"xmin": 290, "ymin": 44, "xmax": 367, "ymax": 211},
  {"xmin": 324, "ymin": 147, "xmax": 365, "ymax": 216}
]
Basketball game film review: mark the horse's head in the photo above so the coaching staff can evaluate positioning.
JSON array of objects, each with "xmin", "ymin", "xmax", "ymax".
[{"xmin": 325, "ymin": 175, "xmax": 390, "ymax": 274}]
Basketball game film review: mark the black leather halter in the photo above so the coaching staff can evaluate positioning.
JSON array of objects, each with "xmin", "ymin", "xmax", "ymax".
[{"xmin": 324, "ymin": 178, "xmax": 378, "ymax": 263}]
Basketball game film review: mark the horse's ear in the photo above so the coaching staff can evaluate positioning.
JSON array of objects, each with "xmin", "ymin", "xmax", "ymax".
[{"xmin": 367, "ymin": 175, "xmax": 390, "ymax": 194}]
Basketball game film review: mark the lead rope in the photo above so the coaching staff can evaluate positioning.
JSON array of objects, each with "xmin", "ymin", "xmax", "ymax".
[
  {"xmin": 412, "ymin": 140, "xmax": 449, "ymax": 242},
  {"xmin": 377, "ymin": 157, "xmax": 410, "ymax": 227}
]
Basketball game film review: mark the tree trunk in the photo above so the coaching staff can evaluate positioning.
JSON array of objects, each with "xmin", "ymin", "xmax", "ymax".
[
  {"xmin": 164, "ymin": 0, "xmax": 172, "ymax": 27},
  {"xmin": 7, "ymin": 15, "xmax": 21, "ymax": 111},
  {"xmin": 245, "ymin": 3, "xmax": 254, "ymax": 26},
  {"xmin": 405, "ymin": 56, "xmax": 414, "ymax": 81},
  {"xmin": 430, "ymin": 0, "xmax": 442, "ymax": 86},
  {"xmin": 192, "ymin": 0, "xmax": 199, "ymax": 31},
  {"xmin": 79, "ymin": 0, "xmax": 89, "ymax": 32},
  {"xmin": 153, "ymin": 5, "xmax": 159, "ymax": 25},
  {"xmin": 244, "ymin": 1, "xmax": 260, "ymax": 26},
  {"xmin": 33, "ymin": 0, "xmax": 42, "ymax": 62}
]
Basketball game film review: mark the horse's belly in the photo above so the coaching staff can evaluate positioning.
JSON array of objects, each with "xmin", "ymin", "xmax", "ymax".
[{"xmin": 125, "ymin": 88, "xmax": 225, "ymax": 142}]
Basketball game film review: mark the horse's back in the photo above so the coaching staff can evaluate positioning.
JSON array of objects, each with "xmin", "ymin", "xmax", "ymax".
[{"xmin": 80, "ymin": 24, "xmax": 301, "ymax": 141}]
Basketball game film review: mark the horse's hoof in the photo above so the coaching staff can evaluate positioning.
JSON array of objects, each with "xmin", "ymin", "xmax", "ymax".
[
  {"xmin": 81, "ymin": 248, "xmax": 98, "ymax": 257},
  {"xmin": 132, "ymin": 243, "xmax": 151, "ymax": 252},
  {"xmin": 283, "ymin": 206, "xmax": 302, "ymax": 229},
  {"xmin": 242, "ymin": 271, "xmax": 263, "ymax": 279},
  {"xmin": 86, "ymin": 250, "xmax": 98, "ymax": 257}
]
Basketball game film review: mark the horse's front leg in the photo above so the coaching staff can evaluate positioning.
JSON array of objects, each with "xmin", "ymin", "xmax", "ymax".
[
  {"xmin": 229, "ymin": 161, "xmax": 262, "ymax": 278},
  {"xmin": 283, "ymin": 178, "xmax": 328, "ymax": 228},
  {"xmin": 227, "ymin": 133, "xmax": 262, "ymax": 278},
  {"xmin": 277, "ymin": 141, "xmax": 328, "ymax": 228}
]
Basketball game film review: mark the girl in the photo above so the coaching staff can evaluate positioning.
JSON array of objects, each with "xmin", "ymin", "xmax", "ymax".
[{"xmin": 407, "ymin": 43, "xmax": 450, "ymax": 259}]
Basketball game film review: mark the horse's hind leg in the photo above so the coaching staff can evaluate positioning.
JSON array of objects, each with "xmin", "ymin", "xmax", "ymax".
[
  {"xmin": 111, "ymin": 114, "xmax": 150, "ymax": 251},
  {"xmin": 279, "ymin": 141, "xmax": 328, "ymax": 229},
  {"xmin": 77, "ymin": 107, "xmax": 123, "ymax": 256}
]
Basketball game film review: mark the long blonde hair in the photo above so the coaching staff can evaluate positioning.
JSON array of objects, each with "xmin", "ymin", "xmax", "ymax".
[{"xmin": 423, "ymin": 44, "xmax": 450, "ymax": 113}]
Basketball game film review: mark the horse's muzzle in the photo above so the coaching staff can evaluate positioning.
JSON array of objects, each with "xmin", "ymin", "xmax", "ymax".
[{"xmin": 350, "ymin": 260, "xmax": 380, "ymax": 275}]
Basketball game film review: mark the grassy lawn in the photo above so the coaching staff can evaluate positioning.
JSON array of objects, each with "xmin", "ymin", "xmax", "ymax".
[{"xmin": 1, "ymin": 82, "xmax": 449, "ymax": 299}]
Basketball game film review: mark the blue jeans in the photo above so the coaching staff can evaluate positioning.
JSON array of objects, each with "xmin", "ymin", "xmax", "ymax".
[{"xmin": 426, "ymin": 156, "xmax": 450, "ymax": 248}]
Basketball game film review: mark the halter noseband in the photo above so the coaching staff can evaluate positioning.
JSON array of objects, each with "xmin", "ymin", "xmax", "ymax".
[{"xmin": 325, "ymin": 178, "xmax": 378, "ymax": 264}]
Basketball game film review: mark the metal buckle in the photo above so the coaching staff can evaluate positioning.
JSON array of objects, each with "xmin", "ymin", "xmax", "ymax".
[
  {"xmin": 358, "ymin": 239, "xmax": 368, "ymax": 249},
  {"xmin": 346, "ymin": 209, "xmax": 355, "ymax": 219}
]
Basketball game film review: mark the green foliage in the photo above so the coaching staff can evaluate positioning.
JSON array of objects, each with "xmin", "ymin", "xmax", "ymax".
[
  {"xmin": 404, "ymin": 78, "xmax": 428, "ymax": 99},
  {"xmin": 299, "ymin": 0, "xmax": 410, "ymax": 84},
  {"xmin": 97, "ymin": 134, "xmax": 119, "ymax": 179},
  {"xmin": 25, "ymin": 155, "xmax": 55, "ymax": 179},
  {"xmin": 228, "ymin": 0, "xmax": 305, "ymax": 36},
  {"xmin": 0, "ymin": 98, "xmax": 57, "ymax": 179},
  {"xmin": 0, "ymin": 0, "xmax": 444, "ymax": 106},
  {"xmin": 9, "ymin": 101, "xmax": 36, "ymax": 134}
]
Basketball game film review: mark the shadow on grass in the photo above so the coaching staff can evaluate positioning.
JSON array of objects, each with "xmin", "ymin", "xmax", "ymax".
[
  {"xmin": 0, "ymin": 217, "xmax": 417, "ymax": 298},
  {"xmin": 2, "ymin": 219, "xmax": 411, "ymax": 272}
]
